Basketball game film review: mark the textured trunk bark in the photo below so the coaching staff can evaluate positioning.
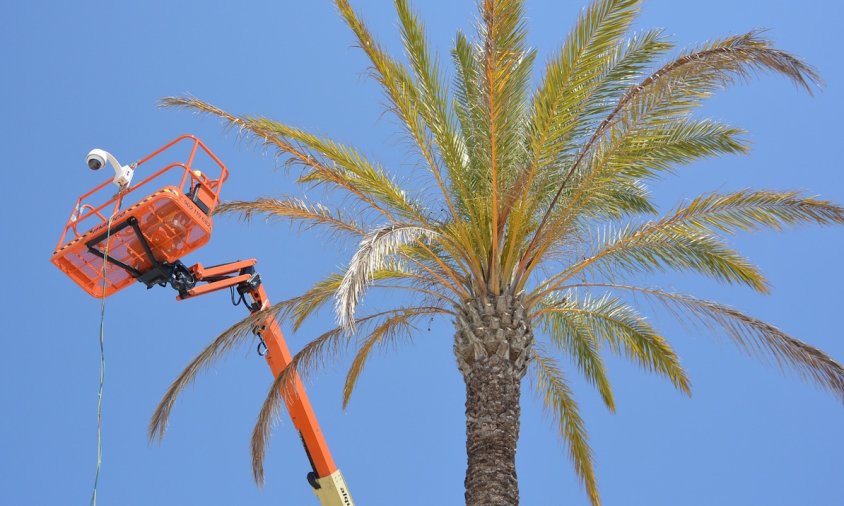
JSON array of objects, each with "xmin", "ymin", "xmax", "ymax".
[
  {"xmin": 462, "ymin": 351, "xmax": 522, "ymax": 505},
  {"xmin": 454, "ymin": 295, "xmax": 533, "ymax": 506}
]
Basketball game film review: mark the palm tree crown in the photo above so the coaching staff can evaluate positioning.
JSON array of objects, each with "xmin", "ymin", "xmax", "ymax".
[{"xmin": 148, "ymin": 0, "xmax": 844, "ymax": 504}]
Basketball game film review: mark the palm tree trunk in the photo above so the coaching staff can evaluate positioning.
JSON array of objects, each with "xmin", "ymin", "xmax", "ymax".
[{"xmin": 455, "ymin": 294, "xmax": 533, "ymax": 506}]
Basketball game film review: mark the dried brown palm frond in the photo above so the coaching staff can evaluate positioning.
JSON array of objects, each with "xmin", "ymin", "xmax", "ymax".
[
  {"xmin": 336, "ymin": 223, "xmax": 443, "ymax": 330},
  {"xmin": 342, "ymin": 311, "xmax": 422, "ymax": 408},
  {"xmin": 250, "ymin": 306, "xmax": 450, "ymax": 484},
  {"xmin": 287, "ymin": 265, "xmax": 437, "ymax": 331},
  {"xmin": 147, "ymin": 287, "xmax": 372, "ymax": 441},
  {"xmin": 147, "ymin": 304, "xmax": 281, "ymax": 441},
  {"xmin": 214, "ymin": 197, "xmax": 366, "ymax": 237}
]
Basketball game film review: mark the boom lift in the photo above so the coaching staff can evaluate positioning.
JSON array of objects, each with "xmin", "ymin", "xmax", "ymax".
[{"xmin": 51, "ymin": 135, "xmax": 354, "ymax": 506}]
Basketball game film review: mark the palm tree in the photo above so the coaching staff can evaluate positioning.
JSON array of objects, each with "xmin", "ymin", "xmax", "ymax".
[{"xmin": 148, "ymin": 0, "xmax": 844, "ymax": 504}]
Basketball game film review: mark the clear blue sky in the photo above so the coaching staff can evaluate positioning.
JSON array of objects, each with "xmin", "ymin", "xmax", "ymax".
[{"xmin": 2, "ymin": 1, "xmax": 842, "ymax": 505}]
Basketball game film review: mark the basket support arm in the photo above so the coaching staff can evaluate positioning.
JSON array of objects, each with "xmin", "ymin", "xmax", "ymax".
[{"xmin": 173, "ymin": 259, "xmax": 354, "ymax": 506}]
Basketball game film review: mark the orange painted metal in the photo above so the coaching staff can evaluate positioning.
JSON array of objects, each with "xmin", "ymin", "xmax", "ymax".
[
  {"xmin": 191, "ymin": 259, "xmax": 257, "ymax": 279},
  {"xmin": 51, "ymin": 135, "xmax": 228, "ymax": 298},
  {"xmin": 187, "ymin": 260, "xmax": 338, "ymax": 478},
  {"xmin": 250, "ymin": 284, "xmax": 338, "ymax": 478},
  {"xmin": 177, "ymin": 273, "xmax": 252, "ymax": 300}
]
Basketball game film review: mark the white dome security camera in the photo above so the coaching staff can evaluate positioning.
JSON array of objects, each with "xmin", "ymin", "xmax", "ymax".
[
  {"xmin": 85, "ymin": 148, "xmax": 135, "ymax": 188},
  {"xmin": 86, "ymin": 149, "xmax": 109, "ymax": 171}
]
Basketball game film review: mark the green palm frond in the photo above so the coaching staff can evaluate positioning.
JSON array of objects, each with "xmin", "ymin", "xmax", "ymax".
[
  {"xmin": 611, "ymin": 118, "xmax": 749, "ymax": 178},
  {"xmin": 670, "ymin": 190, "xmax": 844, "ymax": 233},
  {"xmin": 537, "ymin": 190, "xmax": 844, "ymax": 297},
  {"xmin": 475, "ymin": 0, "xmax": 534, "ymax": 293},
  {"xmin": 248, "ymin": 118, "xmax": 423, "ymax": 222},
  {"xmin": 450, "ymin": 31, "xmax": 498, "ymax": 284},
  {"xmin": 526, "ymin": 0, "xmax": 642, "ymax": 188},
  {"xmin": 335, "ymin": 0, "xmax": 491, "ymax": 292},
  {"xmin": 334, "ymin": 0, "xmax": 459, "ymax": 221},
  {"xmin": 632, "ymin": 30, "xmax": 821, "ymax": 112},
  {"xmin": 519, "ymin": 31, "xmax": 822, "ymax": 283},
  {"xmin": 537, "ymin": 297, "xmax": 616, "ymax": 411},
  {"xmin": 160, "ymin": 97, "xmax": 414, "ymax": 223},
  {"xmin": 546, "ymin": 119, "xmax": 747, "ymax": 225},
  {"xmin": 520, "ymin": 119, "xmax": 749, "ymax": 275},
  {"xmin": 564, "ymin": 220, "xmax": 768, "ymax": 292},
  {"xmin": 395, "ymin": 2, "xmax": 496, "ymax": 284},
  {"xmin": 479, "ymin": 0, "xmax": 532, "ymax": 179},
  {"xmin": 566, "ymin": 284, "xmax": 844, "ymax": 402},
  {"xmin": 538, "ymin": 293, "xmax": 691, "ymax": 394},
  {"xmin": 579, "ymin": 28, "xmax": 672, "ymax": 128},
  {"xmin": 395, "ymin": 0, "xmax": 466, "ymax": 181},
  {"xmin": 452, "ymin": 31, "xmax": 487, "ymax": 195},
  {"xmin": 530, "ymin": 346, "xmax": 600, "ymax": 506},
  {"xmin": 573, "ymin": 177, "xmax": 657, "ymax": 220},
  {"xmin": 506, "ymin": 26, "xmax": 671, "ymax": 233},
  {"xmin": 600, "ymin": 31, "xmax": 821, "ymax": 143}
]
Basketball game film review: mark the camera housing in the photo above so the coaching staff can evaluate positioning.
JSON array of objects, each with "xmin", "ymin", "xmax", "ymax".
[
  {"xmin": 86, "ymin": 149, "xmax": 109, "ymax": 171},
  {"xmin": 84, "ymin": 148, "xmax": 134, "ymax": 188}
]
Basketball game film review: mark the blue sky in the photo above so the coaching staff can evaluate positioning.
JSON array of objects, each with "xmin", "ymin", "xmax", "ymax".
[{"xmin": 2, "ymin": 1, "xmax": 842, "ymax": 505}]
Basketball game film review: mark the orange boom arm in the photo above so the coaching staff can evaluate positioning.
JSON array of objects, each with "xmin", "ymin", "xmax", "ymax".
[{"xmin": 177, "ymin": 259, "xmax": 353, "ymax": 504}]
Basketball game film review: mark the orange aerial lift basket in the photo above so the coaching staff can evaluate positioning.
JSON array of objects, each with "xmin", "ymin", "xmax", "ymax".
[
  {"xmin": 51, "ymin": 135, "xmax": 229, "ymax": 298},
  {"xmin": 52, "ymin": 135, "xmax": 354, "ymax": 505}
]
